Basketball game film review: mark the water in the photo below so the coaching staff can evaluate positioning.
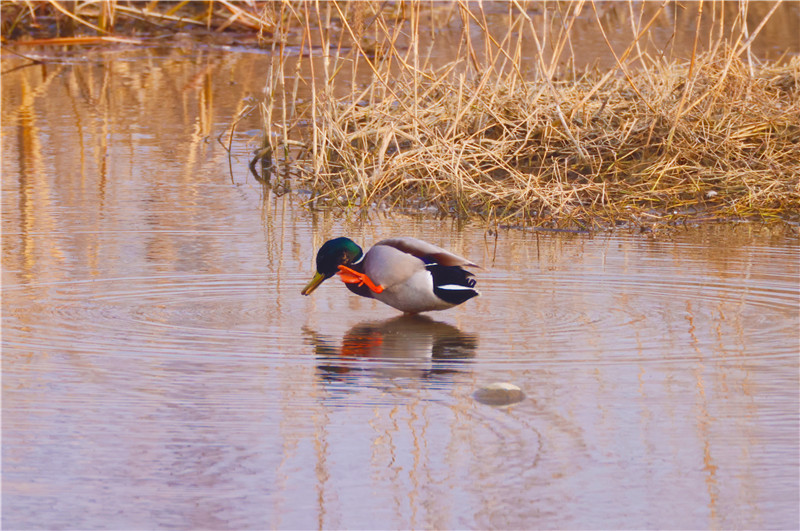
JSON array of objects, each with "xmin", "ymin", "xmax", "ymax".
[{"xmin": 3, "ymin": 46, "xmax": 799, "ymax": 530}]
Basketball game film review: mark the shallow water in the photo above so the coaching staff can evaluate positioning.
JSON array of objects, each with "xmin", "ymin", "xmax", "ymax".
[{"xmin": 3, "ymin": 46, "xmax": 799, "ymax": 530}]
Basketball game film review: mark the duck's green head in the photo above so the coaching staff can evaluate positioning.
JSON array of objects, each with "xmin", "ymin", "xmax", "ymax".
[{"xmin": 301, "ymin": 237, "xmax": 364, "ymax": 295}]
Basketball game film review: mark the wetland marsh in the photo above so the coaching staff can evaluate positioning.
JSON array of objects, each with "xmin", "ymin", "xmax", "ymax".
[{"xmin": 2, "ymin": 2, "xmax": 799, "ymax": 529}]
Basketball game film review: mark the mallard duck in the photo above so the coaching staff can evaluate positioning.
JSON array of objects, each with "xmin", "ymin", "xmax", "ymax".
[{"xmin": 301, "ymin": 237, "xmax": 479, "ymax": 313}]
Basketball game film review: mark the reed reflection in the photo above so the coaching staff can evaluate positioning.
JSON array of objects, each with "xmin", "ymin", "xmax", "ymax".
[{"xmin": 304, "ymin": 315, "xmax": 477, "ymax": 387}]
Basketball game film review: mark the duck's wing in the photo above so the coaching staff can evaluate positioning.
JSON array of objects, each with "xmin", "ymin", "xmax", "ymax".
[{"xmin": 374, "ymin": 237, "xmax": 479, "ymax": 267}]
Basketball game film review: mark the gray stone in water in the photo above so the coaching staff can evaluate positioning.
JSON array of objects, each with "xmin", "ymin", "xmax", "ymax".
[{"xmin": 473, "ymin": 382, "xmax": 525, "ymax": 406}]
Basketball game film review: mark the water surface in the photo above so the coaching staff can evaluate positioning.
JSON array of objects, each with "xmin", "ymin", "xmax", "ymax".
[{"xmin": 2, "ymin": 46, "xmax": 799, "ymax": 530}]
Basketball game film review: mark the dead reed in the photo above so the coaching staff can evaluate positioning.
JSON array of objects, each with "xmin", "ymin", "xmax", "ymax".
[
  {"xmin": 4, "ymin": 1, "xmax": 798, "ymax": 229},
  {"xmin": 1, "ymin": 1, "xmax": 274, "ymax": 43},
  {"xmin": 249, "ymin": 1, "xmax": 799, "ymax": 229},
  {"xmin": 294, "ymin": 50, "xmax": 799, "ymax": 229}
]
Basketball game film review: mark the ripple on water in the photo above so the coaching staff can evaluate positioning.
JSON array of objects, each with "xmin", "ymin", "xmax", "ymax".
[
  {"xmin": 467, "ymin": 239, "xmax": 799, "ymax": 367},
  {"xmin": 2, "ymin": 273, "xmax": 314, "ymax": 362}
]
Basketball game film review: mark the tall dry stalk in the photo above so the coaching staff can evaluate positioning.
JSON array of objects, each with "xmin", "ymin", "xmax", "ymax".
[
  {"xmin": 262, "ymin": 1, "xmax": 798, "ymax": 229},
  {"xmin": 5, "ymin": 1, "xmax": 795, "ymax": 229}
]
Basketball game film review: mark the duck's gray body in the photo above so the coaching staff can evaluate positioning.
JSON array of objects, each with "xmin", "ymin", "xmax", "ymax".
[
  {"xmin": 349, "ymin": 238, "xmax": 479, "ymax": 313},
  {"xmin": 302, "ymin": 236, "xmax": 480, "ymax": 314}
]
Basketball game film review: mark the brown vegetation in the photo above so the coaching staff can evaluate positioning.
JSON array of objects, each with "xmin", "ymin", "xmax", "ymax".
[
  {"xmin": 3, "ymin": 1, "xmax": 798, "ymax": 230},
  {"xmin": 277, "ymin": 46, "xmax": 799, "ymax": 230},
  {"xmin": 250, "ymin": 2, "xmax": 799, "ymax": 229},
  {"xmin": 1, "ymin": 1, "xmax": 273, "ymax": 42}
]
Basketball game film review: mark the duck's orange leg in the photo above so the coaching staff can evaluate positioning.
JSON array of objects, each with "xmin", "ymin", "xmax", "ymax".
[{"xmin": 337, "ymin": 265, "xmax": 384, "ymax": 293}]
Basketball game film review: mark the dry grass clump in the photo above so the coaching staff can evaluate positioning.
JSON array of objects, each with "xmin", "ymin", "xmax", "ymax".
[
  {"xmin": 1, "ymin": 1, "xmax": 274, "ymax": 44},
  {"xmin": 250, "ymin": 1, "xmax": 798, "ymax": 230},
  {"xmin": 4, "ymin": 1, "xmax": 797, "ymax": 229},
  {"xmin": 292, "ymin": 51, "xmax": 799, "ymax": 229}
]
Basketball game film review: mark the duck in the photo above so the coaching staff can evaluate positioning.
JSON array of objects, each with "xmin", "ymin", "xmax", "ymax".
[{"xmin": 301, "ymin": 237, "xmax": 479, "ymax": 313}]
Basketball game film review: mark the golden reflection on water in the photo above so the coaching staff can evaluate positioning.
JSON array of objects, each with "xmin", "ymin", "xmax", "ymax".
[{"xmin": 2, "ymin": 41, "xmax": 799, "ymax": 530}]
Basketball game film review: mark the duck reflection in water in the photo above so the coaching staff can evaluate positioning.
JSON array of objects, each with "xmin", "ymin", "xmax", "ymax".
[{"xmin": 303, "ymin": 314, "xmax": 478, "ymax": 387}]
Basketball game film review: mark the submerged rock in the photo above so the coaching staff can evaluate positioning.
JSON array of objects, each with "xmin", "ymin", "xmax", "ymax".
[{"xmin": 473, "ymin": 382, "xmax": 525, "ymax": 406}]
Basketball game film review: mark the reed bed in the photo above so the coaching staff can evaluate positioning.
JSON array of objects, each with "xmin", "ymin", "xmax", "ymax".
[
  {"xmin": 251, "ymin": 1, "xmax": 799, "ymax": 229},
  {"xmin": 291, "ymin": 50, "xmax": 799, "ymax": 229},
  {"xmin": 4, "ymin": 1, "xmax": 798, "ymax": 229},
  {"xmin": 1, "ymin": 1, "xmax": 280, "ymax": 45}
]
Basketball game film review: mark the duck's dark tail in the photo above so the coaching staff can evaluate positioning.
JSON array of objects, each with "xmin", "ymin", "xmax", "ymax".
[{"xmin": 426, "ymin": 264, "xmax": 479, "ymax": 305}]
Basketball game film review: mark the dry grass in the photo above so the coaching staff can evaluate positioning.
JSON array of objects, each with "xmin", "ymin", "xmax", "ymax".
[
  {"xmin": 1, "ymin": 1, "xmax": 275, "ymax": 42},
  {"xmin": 4, "ymin": 1, "xmax": 798, "ymax": 230},
  {"xmin": 249, "ymin": 1, "xmax": 799, "ymax": 230},
  {"xmin": 291, "ymin": 50, "xmax": 799, "ymax": 230}
]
